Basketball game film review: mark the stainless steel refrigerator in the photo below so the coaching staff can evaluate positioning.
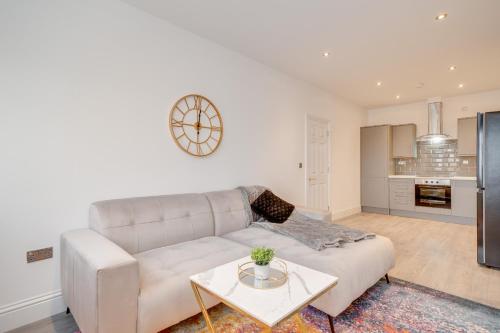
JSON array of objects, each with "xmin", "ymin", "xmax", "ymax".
[{"xmin": 477, "ymin": 111, "xmax": 500, "ymax": 268}]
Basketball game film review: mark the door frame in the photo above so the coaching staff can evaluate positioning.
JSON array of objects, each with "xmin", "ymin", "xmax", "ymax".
[{"xmin": 305, "ymin": 114, "xmax": 332, "ymax": 211}]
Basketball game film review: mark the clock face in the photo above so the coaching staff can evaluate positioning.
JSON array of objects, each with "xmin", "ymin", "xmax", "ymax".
[{"xmin": 169, "ymin": 94, "xmax": 223, "ymax": 157}]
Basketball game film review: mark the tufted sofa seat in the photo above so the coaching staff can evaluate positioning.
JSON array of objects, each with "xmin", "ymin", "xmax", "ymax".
[
  {"xmin": 61, "ymin": 188, "xmax": 395, "ymax": 333},
  {"xmin": 134, "ymin": 236, "xmax": 249, "ymax": 332}
]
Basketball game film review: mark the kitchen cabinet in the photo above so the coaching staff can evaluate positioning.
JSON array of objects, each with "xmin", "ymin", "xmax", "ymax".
[
  {"xmin": 362, "ymin": 177, "xmax": 389, "ymax": 210},
  {"xmin": 361, "ymin": 125, "xmax": 392, "ymax": 212},
  {"xmin": 452, "ymin": 179, "xmax": 477, "ymax": 218},
  {"xmin": 361, "ymin": 125, "xmax": 392, "ymax": 178},
  {"xmin": 389, "ymin": 178, "xmax": 415, "ymax": 211},
  {"xmin": 392, "ymin": 124, "xmax": 417, "ymax": 158},
  {"xmin": 415, "ymin": 206, "xmax": 452, "ymax": 215},
  {"xmin": 457, "ymin": 117, "xmax": 477, "ymax": 156}
]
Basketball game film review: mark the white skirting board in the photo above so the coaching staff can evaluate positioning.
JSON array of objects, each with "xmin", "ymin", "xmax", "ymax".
[
  {"xmin": 0, "ymin": 290, "xmax": 65, "ymax": 332},
  {"xmin": 333, "ymin": 206, "xmax": 361, "ymax": 221}
]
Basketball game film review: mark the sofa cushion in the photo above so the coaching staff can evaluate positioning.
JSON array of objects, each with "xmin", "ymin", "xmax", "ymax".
[
  {"xmin": 222, "ymin": 227, "xmax": 395, "ymax": 317},
  {"xmin": 134, "ymin": 236, "xmax": 250, "ymax": 333},
  {"xmin": 205, "ymin": 190, "xmax": 249, "ymax": 236},
  {"xmin": 250, "ymin": 190, "xmax": 295, "ymax": 223},
  {"xmin": 89, "ymin": 193, "xmax": 214, "ymax": 254}
]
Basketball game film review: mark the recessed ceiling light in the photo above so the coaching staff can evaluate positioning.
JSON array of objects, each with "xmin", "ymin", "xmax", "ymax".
[
  {"xmin": 435, "ymin": 13, "xmax": 448, "ymax": 21},
  {"xmin": 323, "ymin": 52, "xmax": 330, "ymax": 57},
  {"xmin": 396, "ymin": 95, "xmax": 400, "ymax": 99},
  {"xmin": 376, "ymin": 81, "xmax": 382, "ymax": 86},
  {"xmin": 458, "ymin": 83, "xmax": 464, "ymax": 88},
  {"xmin": 449, "ymin": 65, "xmax": 456, "ymax": 71}
]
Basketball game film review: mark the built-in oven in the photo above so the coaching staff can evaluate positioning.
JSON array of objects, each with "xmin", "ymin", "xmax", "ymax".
[{"xmin": 415, "ymin": 179, "xmax": 451, "ymax": 209}]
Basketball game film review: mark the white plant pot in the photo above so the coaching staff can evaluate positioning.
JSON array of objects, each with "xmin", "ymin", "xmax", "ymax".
[{"xmin": 254, "ymin": 263, "xmax": 271, "ymax": 280}]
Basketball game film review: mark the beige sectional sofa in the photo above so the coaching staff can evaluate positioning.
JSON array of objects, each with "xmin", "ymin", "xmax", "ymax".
[{"xmin": 61, "ymin": 189, "xmax": 395, "ymax": 333}]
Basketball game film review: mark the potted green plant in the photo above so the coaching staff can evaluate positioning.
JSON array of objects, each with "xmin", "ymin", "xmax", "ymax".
[{"xmin": 251, "ymin": 247, "xmax": 275, "ymax": 280}]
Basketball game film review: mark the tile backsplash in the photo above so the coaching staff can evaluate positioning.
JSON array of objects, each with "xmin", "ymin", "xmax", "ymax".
[
  {"xmin": 394, "ymin": 158, "xmax": 417, "ymax": 175},
  {"xmin": 456, "ymin": 156, "xmax": 477, "ymax": 177},
  {"xmin": 393, "ymin": 139, "xmax": 476, "ymax": 177},
  {"xmin": 417, "ymin": 139, "xmax": 458, "ymax": 177}
]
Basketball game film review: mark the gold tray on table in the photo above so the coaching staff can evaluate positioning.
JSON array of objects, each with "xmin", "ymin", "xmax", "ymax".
[{"xmin": 237, "ymin": 260, "xmax": 288, "ymax": 289}]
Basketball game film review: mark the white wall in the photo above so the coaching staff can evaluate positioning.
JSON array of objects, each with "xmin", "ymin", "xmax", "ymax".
[
  {"xmin": 0, "ymin": 0, "xmax": 365, "ymax": 330},
  {"xmin": 367, "ymin": 89, "xmax": 500, "ymax": 137}
]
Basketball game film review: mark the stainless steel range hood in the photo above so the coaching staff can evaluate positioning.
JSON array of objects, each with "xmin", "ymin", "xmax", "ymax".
[{"xmin": 417, "ymin": 98, "xmax": 451, "ymax": 142}]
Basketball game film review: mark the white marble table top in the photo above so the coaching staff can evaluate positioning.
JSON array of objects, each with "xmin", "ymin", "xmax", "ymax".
[{"xmin": 190, "ymin": 256, "xmax": 338, "ymax": 327}]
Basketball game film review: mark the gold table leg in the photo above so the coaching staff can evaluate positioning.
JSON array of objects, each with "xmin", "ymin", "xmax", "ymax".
[
  {"xmin": 191, "ymin": 281, "xmax": 315, "ymax": 333},
  {"xmin": 191, "ymin": 282, "xmax": 215, "ymax": 333}
]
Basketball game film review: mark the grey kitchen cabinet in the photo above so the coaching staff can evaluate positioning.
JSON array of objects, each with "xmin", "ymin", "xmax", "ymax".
[
  {"xmin": 362, "ymin": 177, "xmax": 389, "ymax": 210},
  {"xmin": 361, "ymin": 125, "xmax": 392, "ymax": 212},
  {"xmin": 451, "ymin": 180, "xmax": 477, "ymax": 218},
  {"xmin": 392, "ymin": 124, "xmax": 417, "ymax": 158},
  {"xmin": 361, "ymin": 125, "xmax": 392, "ymax": 178},
  {"xmin": 389, "ymin": 178, "xmax": 415, "ymax": 211},
  {"xmin": 457, "ymin": 117, "xmax": 477, "ymax": 156}
]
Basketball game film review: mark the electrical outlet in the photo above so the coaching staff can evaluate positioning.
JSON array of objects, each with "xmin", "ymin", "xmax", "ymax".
[{"xmin": 27, "ymin": 247, "xmax": 53, "ymax": 263}]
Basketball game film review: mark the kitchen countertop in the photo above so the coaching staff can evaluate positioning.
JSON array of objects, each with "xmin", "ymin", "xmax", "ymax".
[
  {"xmin": 388, "ymin": 175, "xmax": 417, "ymax": 179},
  {"xmin": 388, "ymin": 175, "xmax": 476, "ymax": 181},
  {"xmin": 452, "ymin": 176, "xmax": 477, "ymax": 181}
]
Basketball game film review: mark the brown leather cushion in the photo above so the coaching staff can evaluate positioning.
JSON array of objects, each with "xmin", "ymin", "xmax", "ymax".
[{"xmin": 250, "ymin": 190, "xmax": 295, "ymax": 223}]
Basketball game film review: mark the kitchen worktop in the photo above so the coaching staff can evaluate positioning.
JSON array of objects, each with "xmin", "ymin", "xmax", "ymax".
[
  {"xmin": 388, "ymin": 175, "xmax": 476, "ymax": 181},
  {"xmin": 451, "ymin": 176, "xmax": 477, "ymax": 181}
]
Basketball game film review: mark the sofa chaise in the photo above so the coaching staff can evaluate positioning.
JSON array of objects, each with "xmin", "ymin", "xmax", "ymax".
[{"xmin": 61, "ymin": 188, "xmax": 395, "ymax": 333}]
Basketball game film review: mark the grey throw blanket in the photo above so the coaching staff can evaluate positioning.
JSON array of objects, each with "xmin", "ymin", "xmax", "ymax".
[{"xmin": 237, "ymin": 186, "xmax": 375, "ymax": 251}]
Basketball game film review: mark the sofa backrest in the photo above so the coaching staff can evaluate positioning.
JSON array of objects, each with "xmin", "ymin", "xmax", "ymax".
[
  {"xmin": 89, "ymin": 193, "xmax": 214, "ymax": 254},
  {"xmin": 205, "ymin": 189, "xmax": 251, "ymax": 236}
]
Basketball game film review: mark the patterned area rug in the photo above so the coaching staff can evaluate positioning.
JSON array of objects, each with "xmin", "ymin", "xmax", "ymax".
[{"xmin": 162, "ymin": 277, "xmax": 500, "ymax": 333}]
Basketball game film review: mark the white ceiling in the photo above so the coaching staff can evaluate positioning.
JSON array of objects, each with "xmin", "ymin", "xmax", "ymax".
[{"xmin": 122, "ymin": 0, "xmax": 500, "ymax": 108}]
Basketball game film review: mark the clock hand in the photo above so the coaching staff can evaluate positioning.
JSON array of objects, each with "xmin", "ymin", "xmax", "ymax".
[
  {"xmin": 196, "ymin": 109, "xmax": 202, "ymax": 143},
  {"xmin": 183, "ymin": 123, "xmax": 218, "ymax": 130}
]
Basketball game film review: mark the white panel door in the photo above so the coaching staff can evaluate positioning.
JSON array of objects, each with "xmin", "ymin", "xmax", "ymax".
[{"xmin": 306, "ymin": 117, "xmax": 330, "ymax": 211}]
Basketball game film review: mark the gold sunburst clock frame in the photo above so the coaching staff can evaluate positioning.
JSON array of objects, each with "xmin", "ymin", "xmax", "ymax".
[{"xmin": 169, "ymin": 94, "xmax": 223, "ymax": 157}]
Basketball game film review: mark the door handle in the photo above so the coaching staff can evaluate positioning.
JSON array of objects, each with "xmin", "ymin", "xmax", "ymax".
[
  {"xmin": 309, "ymin": 177, "xmax": 316, "ymax": 181},
  {"xmin": 477, "ymin": 113, "xmax": 484, "ymax": 189}
]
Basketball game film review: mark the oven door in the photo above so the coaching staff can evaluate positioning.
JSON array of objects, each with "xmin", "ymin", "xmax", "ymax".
[{"xmin": 415, "ymin": 185, "xmax": 451, "ymax": 209}]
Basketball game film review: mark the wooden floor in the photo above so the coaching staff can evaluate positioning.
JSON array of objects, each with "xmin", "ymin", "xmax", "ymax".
[
  {"xmin": 338, "ymin": 212, "xmax": 500, "ymax": 309},
  {"xmin": 9, "ymin": 212, "xmax": 500, "ymax": 333},
  {"xmin": 7, "ymin": 312, "xmax": 78, "ymax": 333}
]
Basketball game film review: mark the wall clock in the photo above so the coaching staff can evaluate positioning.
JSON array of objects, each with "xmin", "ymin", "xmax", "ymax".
[{"xmin": 169, "ymin": 94, "xmax": 223, "ymax": 157}]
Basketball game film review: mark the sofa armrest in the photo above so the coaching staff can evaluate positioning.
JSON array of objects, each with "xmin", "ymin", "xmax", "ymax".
[
  {"xmin": 295, "ymin": 206, "xmax": 332, "ymax": 223},
  {"xmin": 61, "ymin": 229, "xmax": 139, "ymax": 333}
]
